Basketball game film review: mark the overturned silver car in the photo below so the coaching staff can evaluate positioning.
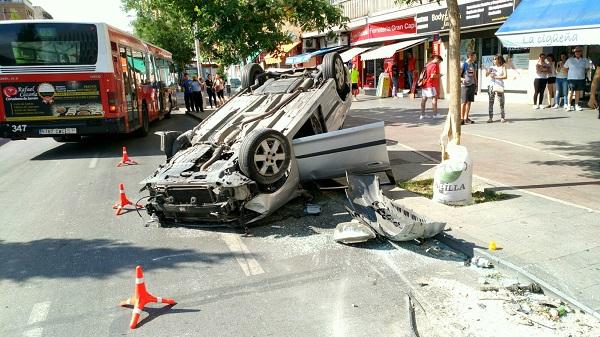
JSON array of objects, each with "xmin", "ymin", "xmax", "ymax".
[{"xmin": 142, "ymin": 53, "xmax": 392, "ymax": 227}]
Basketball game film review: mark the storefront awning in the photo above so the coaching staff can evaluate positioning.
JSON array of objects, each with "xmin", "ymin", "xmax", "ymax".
[
  {"xmin": 264, "ymin": 42, "xmax": 301, "ymax": 65},
  {"xmin": 340, "ymin": 47, "xmax": 371, "ymax": 62},
  {"xmin": 360, "ymin": 38, "xmax": 426, "ymax": 61},
  {"xmin": 285, "ymin": 46, "xmax": 345, "ymax": 65},
  {"xmin": 496, "ymin": 0, "xmax": 600, "ymax": 48}
]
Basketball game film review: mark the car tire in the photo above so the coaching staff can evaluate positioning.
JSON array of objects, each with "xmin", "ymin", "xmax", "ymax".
[
  {"xmin": 241, "ymin": 63, "xmax": 264, "ymax": 89},
  {"xmin": 239, "ymin": 128, "xmax": 291, "ymax": 185},
  {"xmin": 136, "ymin": 102, "xmax": 149, "ymax": 137},
  {"xmin": 322, "ymin": 52, "xmax": 348, "ymax": 99}
]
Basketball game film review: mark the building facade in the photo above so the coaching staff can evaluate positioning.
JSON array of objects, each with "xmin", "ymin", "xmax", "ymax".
[
  {"xmin": 303, "ymin": 0, "xmax": 600, "ymax": 104},
  {"xmin": 0, "ymin": 0, "xmax": 52, "ymax": 20}
]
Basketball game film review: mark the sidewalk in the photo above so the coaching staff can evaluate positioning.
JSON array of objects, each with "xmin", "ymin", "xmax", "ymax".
[{"xmin": 348, "ymin": 95, "xmax": 600, "ymax": 317}]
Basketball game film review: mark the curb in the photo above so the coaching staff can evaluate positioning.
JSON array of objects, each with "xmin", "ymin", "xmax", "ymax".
[
  {"xmin": 185, "ymin": 111, "xmax": 203, "ymax": 121},
  {"xmin": 437, "ymin": 231, "xmax": 600, "ymax": 320}
]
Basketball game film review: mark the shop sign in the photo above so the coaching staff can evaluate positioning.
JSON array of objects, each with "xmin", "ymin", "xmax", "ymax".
[
  {"xmin": 416, "ymin": 0, "xmax": 514, "ymax": 34},
  {"xmin": 351, "ymin": 17, "xmax": 416, "ymax": 45}
]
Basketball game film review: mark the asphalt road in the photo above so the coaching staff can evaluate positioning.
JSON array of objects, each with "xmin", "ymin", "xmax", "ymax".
[{"xmin": 0, "ymin": 111, "xmax": 585, "ymax": 337}]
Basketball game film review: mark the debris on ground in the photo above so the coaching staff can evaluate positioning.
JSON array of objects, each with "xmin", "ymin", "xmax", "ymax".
[
  {"xmin": 471, "ymin": 256, "xmax": 494, "ymax": 268},
  {"xmin": 304, "ymin": 203, "xmax": 322, "ymax": 215},
  {"xmin": 343, "ymin": 173, "xmax": 446, "ymax": 242},
  {"xmin": 333, "ymin": 219, "xmax": 376, "ymax": 244}
]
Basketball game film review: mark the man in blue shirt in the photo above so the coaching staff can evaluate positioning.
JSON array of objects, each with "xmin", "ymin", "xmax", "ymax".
[{"xmin": 181, "ymin": 73, "xmax": 193, "ymax": 112}]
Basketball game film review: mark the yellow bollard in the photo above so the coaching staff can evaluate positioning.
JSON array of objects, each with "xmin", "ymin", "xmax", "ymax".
[{"xmin": 488, "ymin": 241, "xmax": 497, "ymax": 251}]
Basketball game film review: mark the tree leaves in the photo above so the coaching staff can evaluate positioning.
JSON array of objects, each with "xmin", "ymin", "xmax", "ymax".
[{"xmin": 122, "ymin": 0, "xmax": 346, "ymax": 66}]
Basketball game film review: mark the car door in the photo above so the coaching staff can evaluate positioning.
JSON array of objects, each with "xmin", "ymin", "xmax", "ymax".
[{"xmin": 292, "ymin": 122, "xmax": 391, "ymax": 182}]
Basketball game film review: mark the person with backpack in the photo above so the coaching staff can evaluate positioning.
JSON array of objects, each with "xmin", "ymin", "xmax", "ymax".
[
  {"xmin": 460, "ymin": 52, "xmax": 478, "ymax": 124},
  {"xmin": 419, "ymin": 55, "xmax": 444, "ymax": 120}
]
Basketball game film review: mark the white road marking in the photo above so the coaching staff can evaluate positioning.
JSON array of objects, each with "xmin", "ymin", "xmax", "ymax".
[
  {"xmin": 23, "ymin": 301, "xmax": 51, "ymax": 337},
  {"xmin": 22, "ymin": 328, "xmax": 43, "ymax": 337},
  {"xmin": 88, "ymin": 153, "xmax": 99, "ymax": 169},
  {"xmin": 395, "ymin": 141, "xmax": 599, "ymax": 213},
  {"xmin": 221, "ymin": 233, "xmax": 265, "ymax": 276},
  {"xmin": 464, "ymin": 132, "xmax": 571, "ymax": 159},
  {"xmin": 27, "ymin": 301, "xmax": 51, "ymax": 325}
]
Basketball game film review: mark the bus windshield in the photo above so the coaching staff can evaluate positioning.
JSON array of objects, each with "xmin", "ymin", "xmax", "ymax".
[{"xmin": 0, "ymin": 23, "xmax": 98, "ymax": 66}]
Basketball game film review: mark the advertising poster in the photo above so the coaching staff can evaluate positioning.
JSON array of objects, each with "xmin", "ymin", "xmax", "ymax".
[{"xmin": 2, "ymin": 80, "xmax": 103, "ymax": 121}]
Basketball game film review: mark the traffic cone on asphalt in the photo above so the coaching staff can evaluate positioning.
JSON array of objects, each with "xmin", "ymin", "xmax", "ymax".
[
  {"xmin": 116, "ymin": 146, "xmax": 138, "ymax": 167},
  {"xmin": 120, "ymin": 265, "xmax": 176, "ymax": 329},
  {"xmin": 113, "ymin": 183, "xmax": 142, "ymax": 215}
]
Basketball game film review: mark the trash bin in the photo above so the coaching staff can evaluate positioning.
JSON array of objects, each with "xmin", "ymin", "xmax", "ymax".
[
  {"xmin": 432, "ymin": 144, "xmax": 473, "ymax": 205},
  {"xmin": 226, "ymin": 84, "xmax": 231, "ymax": 96}
]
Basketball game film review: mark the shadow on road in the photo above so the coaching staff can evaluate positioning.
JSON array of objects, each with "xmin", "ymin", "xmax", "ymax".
[
  {"xmin": 30, "ymin": 114, "xmax": 197, "ymax": 161},
  {"xmin": 120, "ymin": 303, "xmax": 201, "ymax": 328},
  {"xmin": 0, "ymin": 238, "xmax": 241, "ymax": 282},
  {"xmin": 531, "ymin": 140, "xmax": 600, "ymax": 179}
]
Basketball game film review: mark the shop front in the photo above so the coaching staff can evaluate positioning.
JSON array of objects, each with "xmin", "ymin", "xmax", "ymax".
[
  {"xmin": 348, "ymin": 16, "xmax": 420, "ymax": 94},
  {"xmin": 496, "ymin": 0, "xmax": 600, "ymax": 104},
  {"xmin": 416, "ymin": 0, "xmax": 516, "ymax": 101}
]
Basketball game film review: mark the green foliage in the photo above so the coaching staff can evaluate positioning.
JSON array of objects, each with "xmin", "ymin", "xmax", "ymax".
[
  {"xmin": 123, "ymin": 0, "xmax": 346, "ymax": 66},
  {"xmin": 9, "ymin": 9, "xmax": 22, "ymax": 20},
  {"xmin": 216, "ymin": 66, "xmax": 227, "ymax": 82},
  {"xmin": 122, "ymin": 0, "xmax": 195, "ymax": 69}
]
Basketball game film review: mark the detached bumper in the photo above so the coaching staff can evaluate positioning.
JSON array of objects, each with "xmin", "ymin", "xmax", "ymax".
[{"xmin": 0, "ymin": 117, "xmax": 126, "ymax": 139}]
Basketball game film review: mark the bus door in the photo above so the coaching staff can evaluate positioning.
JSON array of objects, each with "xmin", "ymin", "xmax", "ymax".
[
  {"xmin": 119, "ymin": 46, "xmax": 139, "ymax": 129},
  {"xmin": 150, "ymin": 54, "xmax": 168, "ymax": 113}
]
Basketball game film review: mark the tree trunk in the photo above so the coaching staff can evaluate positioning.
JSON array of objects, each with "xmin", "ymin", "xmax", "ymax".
[{"xmin": 440, "ymin": 0, "xmax": 461, "ymax": 160}]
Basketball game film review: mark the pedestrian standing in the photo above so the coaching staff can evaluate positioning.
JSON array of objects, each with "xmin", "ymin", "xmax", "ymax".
[
  {"xmin": 191, "ymin": 75, "xmax": 204, "ymax": 113},
  {"xmin": 554, "ymin": 52, "xmax": 569, "ymax": 109},
  {"xmin": 564, "ymin": 46, "xmax": 592, "ymax": 111},
  {"xmin": 351, "ymin": 63, "xmax": 360, "ymax": 101},
  {"xmin": 533, "ymin": 53, "xmax": 549, "ymax": 109},
  {"xmin": 460, "ymin": 52, "xmax": 478, "ymax": 124},
  {"xmin": 391, "ymin": 63, "xmax": 398, "ymax": 98},
  {"xmin": 545, "ymin": 54, "xmax": 556, "ymax": 108},
  {"xmin": 214, "ymin": 75, "xmax": 225, "ymax": 106},
  {"xmin": 419, "ymin": 55, "xmax": 443, "ymax": 120},
  {"xmin": 181, "ymin": 73, "xmax": 193, "ymax": 112},
  {"xmin": 407, "ymin": 52, "xmax": 416, "ymax": 91},
  {"xmin": 205, "ymin": 74, "xmax": 216, "ymax": 108},
  {"xmin": 485, "ymin": 55, "xmax": 507, "ymax": 123}
]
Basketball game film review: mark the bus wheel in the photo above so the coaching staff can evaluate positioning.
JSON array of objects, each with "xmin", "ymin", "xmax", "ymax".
[{"xmin": 136, "ymin": 102, "xmax": 150, "ymax": 137}]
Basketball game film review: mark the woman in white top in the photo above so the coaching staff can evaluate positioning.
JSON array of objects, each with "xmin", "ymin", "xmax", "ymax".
[
  {"xmin": 554, "ymin": 52, "xmax": 568, "ymax": 108},
  {"xmin": 533, "ymin": 53, "xmax": 549, "ymax": 109},
  {"xmin": 486, "ymin": 55, "xmax": 508, "ymax": 123},
  {"xmin": 545, "ymin": 54, "xmax": 557, "ymax": 108}
]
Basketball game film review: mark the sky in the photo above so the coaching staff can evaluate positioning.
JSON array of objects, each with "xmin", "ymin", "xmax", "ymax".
[{"xmin": 32, "ymin": 0, "xmax": 135, "ymax": 32}]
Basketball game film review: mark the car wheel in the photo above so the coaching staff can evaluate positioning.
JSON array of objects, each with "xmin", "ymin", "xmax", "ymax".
[
  {"xmin": 322, "ymin": 52, "xmax": 348, "ymax": 99},
  {"xmin": 241, "ymin": 63, "xmax": 264, "ymax": 89},
  {"xmin": 239, "ymin": 128, "xmax": 291, "ymax": 185},
  {"xmin": 136, "ymin": 102, "xmax": 149, "ymax": 137}
]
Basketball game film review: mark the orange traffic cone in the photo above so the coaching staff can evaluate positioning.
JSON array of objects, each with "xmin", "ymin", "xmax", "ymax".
[
  {"xmin": 116, "ymin": 146, "xmax": 138, "ymax": 167},
  {"xmin": 113, "ymin": 183, "xmax": 142, "ymax": 215},
  {"xmin": 120, "ymin": 265, "xmax": 176, "ymax": 329}
]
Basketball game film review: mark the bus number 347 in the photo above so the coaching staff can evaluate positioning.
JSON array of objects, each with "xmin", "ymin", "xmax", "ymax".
[{"xmin": 12, "ymin": 125, "xmax": 27, "ymax": 132}]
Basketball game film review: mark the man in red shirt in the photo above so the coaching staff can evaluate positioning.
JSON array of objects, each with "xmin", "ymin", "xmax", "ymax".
[
  {"xmin": 407, "ymin": 52, "xmax": 416, "ymax": 90},
  {"xmin": 420, "ymin": 55, "xmax": 443, "ymax": 119}
]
